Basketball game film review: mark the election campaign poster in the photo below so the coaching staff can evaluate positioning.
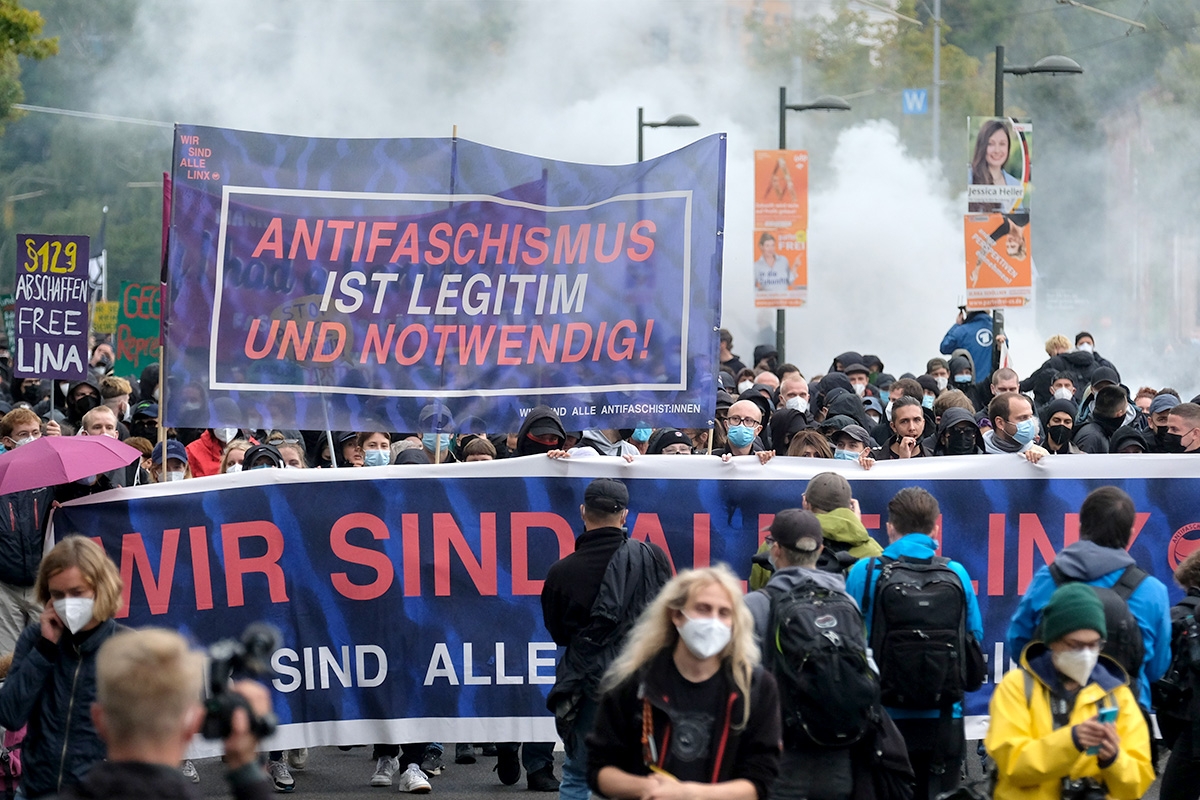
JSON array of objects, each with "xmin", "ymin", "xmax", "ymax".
[
  {"xmin": 53, "ymin": 453, "xmax": 1197, "ymax": 748},
  {"xmin": 114, "ymin": 281, "xmax": 160, "ymax": 377},
  {"xmin": 12, "ymin": 233, "xmax": 90, "ymax": 380},
  {"xmin": 964, "ymin": 213, "xmax": 1032, "ymax": 308},
  {"xmin": 753, "ymin": 150, "xmax": 808, "ymax": 308},
  {"xmin": 165, "ymin": 126, "xmax": 725, "ymax": 434},
  {"xmin": 967, "ymin": 117, "xmax": 1031, "ymax": 214}
]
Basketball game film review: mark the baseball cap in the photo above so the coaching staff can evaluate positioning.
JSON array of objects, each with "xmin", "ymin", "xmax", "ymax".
[
  {"xmin": 584, "ymin": 478, "xmax": 628, "ymax": 513},
  {"xmin": 1150, "ymin": 394, "xmax": 1180, "ymax": 415},
  {"xmin": 804, "ymin": 472, "xmax": 853, "ymax": 512},
  {"xmin": 836, "ymin": 425, "xmax": 872, "ymax": 446},
  {"xmin": 765, "ymin": 509, "xmax": 823, "ymax": 552},
  {"xmin": 151, "ymin": 439, "xmax": 188, "ymax": 465},
  {"xmin": 1090, "ymin": 367, "xmax": 1120, "ymax": 388},
  {"xmin": 843, "ymin": 363, "xmax": 870, "ymax": 376}
]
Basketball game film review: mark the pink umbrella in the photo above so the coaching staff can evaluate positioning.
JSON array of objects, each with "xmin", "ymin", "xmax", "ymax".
[{"xmin": 0, "ymin": 436, "xmax": 142, "ymax": 495}]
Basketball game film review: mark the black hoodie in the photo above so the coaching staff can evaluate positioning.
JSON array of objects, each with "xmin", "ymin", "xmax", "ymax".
[{"xmin": 515, "ymin": 406, "xmax": 567, "ymax": 456}]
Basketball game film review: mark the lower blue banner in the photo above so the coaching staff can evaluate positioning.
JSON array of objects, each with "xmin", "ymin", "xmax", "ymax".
[{"xmin": 52, "ymin": 453, "xmax": 1197, "ymax": 748}]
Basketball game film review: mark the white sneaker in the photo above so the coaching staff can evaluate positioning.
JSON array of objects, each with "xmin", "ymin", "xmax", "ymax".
[
  {"xmin": 396, "ymin": 763, "xmax": 431, "ymax": 793},
  {"xmin": 268, "ymin": 760, "xmax": 295, "ymax": 793},
  {"xmin": 371, "ymin": 756, "xmax": 400, "ymax": 787},
  {"xmin": 288, "ymin": 748, "xmax": 309, "ymax": 770},
  {"xmin": 181, "ymin": 760, "xmax": 200, "ymax": 784}
]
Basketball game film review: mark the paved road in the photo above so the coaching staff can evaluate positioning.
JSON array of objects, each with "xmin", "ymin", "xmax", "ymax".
[{"xmin": 196, "ymin": 746, "xmax": 566, "ymax": 799}]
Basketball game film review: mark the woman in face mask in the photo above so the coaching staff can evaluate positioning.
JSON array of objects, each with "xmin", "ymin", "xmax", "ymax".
[
  {"xmin": 358, "ymin": 431, "xmax": 393, "ymax": 467},
  {"xmin": 587, "ymin": 565, "xmax": 781, "ymax": 800},
  {"xmin": 218, "ymin": 439, "xmax": 252, "ymax": 474},
  {"xmin": 0, "ymin": 536, "xmax": 124, "ymax": 798},
  {"xmin": 985, "ymin": 583, "xmax": 1153, "ymax": 800}
]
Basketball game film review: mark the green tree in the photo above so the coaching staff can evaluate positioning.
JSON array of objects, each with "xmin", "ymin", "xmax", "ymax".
[{"xmin": 0, "ymin": 0, "xmax": 57, "ymax": 135}]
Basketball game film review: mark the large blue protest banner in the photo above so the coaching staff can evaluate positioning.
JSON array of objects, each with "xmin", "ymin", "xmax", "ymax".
[
  {"xmin": 52, "ymin": 454, "xmax": 1197, "ymax": 748},
  {"xmin": 164, "ymin": 126, "xmax": 725, "ymax": 433}
]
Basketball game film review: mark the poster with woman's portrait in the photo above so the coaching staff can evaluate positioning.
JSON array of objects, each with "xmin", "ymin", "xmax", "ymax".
[
  {"xmin": 966, "ymin": 117, "xmax": 1031, "ymax": 214},
  {"xmin": 754, "ymin": 150, "xmax": 807, "ymax": 308}
]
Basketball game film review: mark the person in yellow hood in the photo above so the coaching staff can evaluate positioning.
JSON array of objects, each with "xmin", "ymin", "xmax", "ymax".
[
  {"xmin": 986, "ymin": 583, "xmax": 1153, "ymax": 800},
  {"xmin": 748, "ymin": 472, "xmax": 883, "ymax": 589}
]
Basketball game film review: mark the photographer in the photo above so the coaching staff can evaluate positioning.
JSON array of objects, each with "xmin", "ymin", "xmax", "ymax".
[
  {"xmin": 985, "ymin": 584, "xmax": 1153, "ymax": 800},
  {"xmin": 58, "ymin": 627, "xmax": 272, "ymax": 800}
]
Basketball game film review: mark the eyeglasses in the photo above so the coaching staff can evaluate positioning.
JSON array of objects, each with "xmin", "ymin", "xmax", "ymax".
[
  {"xmin": 726, "ymin": 416, "xmax": 761, "ymax": 427},
  {"xmin": 763, "ymin": 535, "xmax": 775, "ymax": 545}
]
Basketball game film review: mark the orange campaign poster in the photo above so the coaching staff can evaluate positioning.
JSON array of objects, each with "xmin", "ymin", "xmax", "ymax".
[
  {"xmin": 754, "ymin": 150, "xmax": 808, "ymax": 308},
  {"xmin": 963, "ymin": 213, "xmax": 1032, "ymax": 309}
]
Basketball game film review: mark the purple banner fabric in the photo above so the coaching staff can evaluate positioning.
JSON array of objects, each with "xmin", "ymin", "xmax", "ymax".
[
  {"xmin": 165, "ymin": 126, "xmax": 725, "ymax": 433},
  {"xmin": 13, "ymin": 233, "xmax": 90, "ymax": 381}
]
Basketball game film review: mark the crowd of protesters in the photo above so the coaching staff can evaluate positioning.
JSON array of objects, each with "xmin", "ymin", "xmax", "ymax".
[{"xmin": 0, "ymin": 313, "xmax": 1194, "ymax": 799}]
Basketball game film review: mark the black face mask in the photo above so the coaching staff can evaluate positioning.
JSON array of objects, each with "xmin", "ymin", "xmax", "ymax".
[
  {"xmin": 1095, "ymin": 414, "xmax": 1124, "ymax": 436},
  {"xmin": 72, "ymin": 394, "xmax": 100, "ymax": 418},
  {"xmin": 1162, "ymin": 431, "xmax": 1187, "ymax": 454},
  {"xmin": 944, "ymin": 427, "xmax": 977, "ymax": 455},
  {"xmin": 21, "ymin": 385, "xmax": 41, "ymax": 405},
  {"xmin": 131, "ymin": 420, "xmax": 156, "ymax": 441},
  {"xmin": 1047, "ymin": 423, "xmax": 1072, "ymax": 447}
]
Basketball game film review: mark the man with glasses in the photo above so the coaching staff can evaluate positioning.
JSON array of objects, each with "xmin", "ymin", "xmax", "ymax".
[
  {"xmin": 0, "ymin": 408, "xmax": 59, "ymax": 653},
  {"xmin": 714, "ymin": 399, "xmax": 774, "ymax": 463},
  {"xmin": 1007, "ymin": 487, "xmax": 1171, "ymax": 715}
]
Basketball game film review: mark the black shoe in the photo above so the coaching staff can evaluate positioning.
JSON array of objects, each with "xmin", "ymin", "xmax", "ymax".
[
  {"xmin": 455, "ymin": 743, "xmax": 477, "ymax": 765},
  {"xmin": 495, "ymin": 749, "xmax": 521, "ymax": 786},
  {"xmin": 526, "ymin": 766, "xmax": 560, "ymax": 792}
]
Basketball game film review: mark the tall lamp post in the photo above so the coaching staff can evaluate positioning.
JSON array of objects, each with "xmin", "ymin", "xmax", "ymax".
[
  {"xmin": 775, "ymin": 88, "xmax": 851, "ymax": 361},
  {"xmin": 989, "ymin": 46, "xmax": 1082, "ymax": 369},
  {"xmin": 637, "ymin": 108, "xmax": 700, "ymax": 163}
]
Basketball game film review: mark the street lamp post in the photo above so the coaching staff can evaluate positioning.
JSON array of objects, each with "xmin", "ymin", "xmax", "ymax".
[
  {"xmin": 637, "ymin": 108, "xmax": 700, "ymax": 163},
  {"xmin": 993, "ymin": 45, "xmax": 1082, "ymax": 116},
  {"xmin": 989, "ymin": 45, "xmax": 1082, "ymax": 371},
  {"xmin": 775, "ymin": 88, "xmax": 851, "ymax": 361}
]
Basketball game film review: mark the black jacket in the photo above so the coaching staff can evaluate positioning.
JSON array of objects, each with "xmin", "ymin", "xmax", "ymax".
[
  {"xmin": 587, "ymin": 650, "xmax": 782, "ymax": 800},
  {"xmin": 55, "ymin": 760, "xmax": 270, "ymax": 800},
  {"xmin": 0, "ymin": 619, "xmax": 122, "ymax": 798},
  {"xmin": 0, "ymin": 487, "xmax": 53, "ymax": 586},
  {"xmin": 542, "ymin": 530, "xmax": 671, "ymax": 709}
]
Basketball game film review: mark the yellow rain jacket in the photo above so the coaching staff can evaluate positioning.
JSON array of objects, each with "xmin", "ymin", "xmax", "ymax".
[{"xmin": 985, "ymin": 643, "xmax": 1153, "ymax": 800}]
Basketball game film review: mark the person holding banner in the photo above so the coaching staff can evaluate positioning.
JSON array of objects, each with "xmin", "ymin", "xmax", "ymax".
[{"xmin": 586, "ymin": 565, "xmax": 781, "ymax": 800}]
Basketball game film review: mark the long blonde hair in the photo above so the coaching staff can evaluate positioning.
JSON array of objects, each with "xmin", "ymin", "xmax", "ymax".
[{"xmin": 600, "ymin": 564, "xmax": 760, "ymax": 728}]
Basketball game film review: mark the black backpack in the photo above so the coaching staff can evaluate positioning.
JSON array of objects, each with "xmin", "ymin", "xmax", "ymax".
[
  {"xmin": 864, "ymin": 555, "xmax": 969, "ymax": 709},
  {"xmin": 1047, "ymin": 563, "xmax": 1146, "ymax": 682},
  {"xmin": 1152, "ymin": 595, "xmax": 1200, "ymax": 719},
  {"xmin": 763, "ymin": 578, "xmax": 880, "ymax": 747},
  {"xmin": 815, "ymin": 538, "xmax": 858, "ymax": 575}
]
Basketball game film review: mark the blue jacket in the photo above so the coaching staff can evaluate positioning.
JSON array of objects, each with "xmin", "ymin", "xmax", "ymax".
[
  {"xmin": 1006, "ymin": 540, "xmax": 1171, "ymax": 709},
  {"xmin": 0, "ymin": 619, "xmax": 120, "ymax": 798},
  {"xmin": 845, "ymin": 533, "xmax": 984, "ymax": 720},
  {"xmin": 940, "ymin": 312, "xmax": 994, "ymax": 382}
]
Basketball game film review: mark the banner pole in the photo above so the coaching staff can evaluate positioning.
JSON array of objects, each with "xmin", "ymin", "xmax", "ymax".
[{"xmin": 326, "ymin": 430, "xmax": 338, "ymax": 469}]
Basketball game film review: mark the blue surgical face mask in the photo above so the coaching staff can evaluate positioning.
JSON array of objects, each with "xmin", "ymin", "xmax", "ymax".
[
  {"xmin": 834, "ymin": 448, "xmax": 860, "ymax": 461},
  {"xmin": 922, "ymin": 394, "xmax": 935, "ymax": 410},
  {"xmin": 954, "ymin": 373, "xmax": 972, "ymax": 384},
  {"xmin": 632, "ymin": 426, "xmax": 652, "ymax": 443},
  {"xmin": 1012, "ymin": 418, "xmax": 1038, "ymax": 446},
  {"xmin": 363, "ymin": 449, "xmax": 390, "ymax": 467},
  {"xmin": 726, "ymin": 425, "xmax": 756, "ymax": 448},
  {"xmin": 423, "ymin": 433, "xmax": 452, "ymax": 452}
]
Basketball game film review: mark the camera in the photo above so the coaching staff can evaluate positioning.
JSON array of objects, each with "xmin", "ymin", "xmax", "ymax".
[
  {"xmin": 201, "ymin": 622, "xmax": 281, "ymax": 740},
  {"xmin": 1060, "ymin": 778, "xmax": 1107, "ymax": 800}
]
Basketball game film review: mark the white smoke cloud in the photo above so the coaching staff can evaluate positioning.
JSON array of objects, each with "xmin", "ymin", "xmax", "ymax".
[{"xmin": 93, "ymin": 0, "xmax": 1056, "ymax": 384}]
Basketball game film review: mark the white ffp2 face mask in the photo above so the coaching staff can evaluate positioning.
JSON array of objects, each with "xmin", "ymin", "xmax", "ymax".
[
  {"xmin": 676, "ymin": 613, "xmax": 732, "ymax": 660},
  {"xmin": 1052, "ymin": 647, "xmax": 1099, "ymax": 685},
  {"xmin": 785, "ymin": 396, "xmax": 809, "ymax": 414},
  {"xmin": 53, "ymin": 597, "xmax": 95, "ymax": 635}
]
